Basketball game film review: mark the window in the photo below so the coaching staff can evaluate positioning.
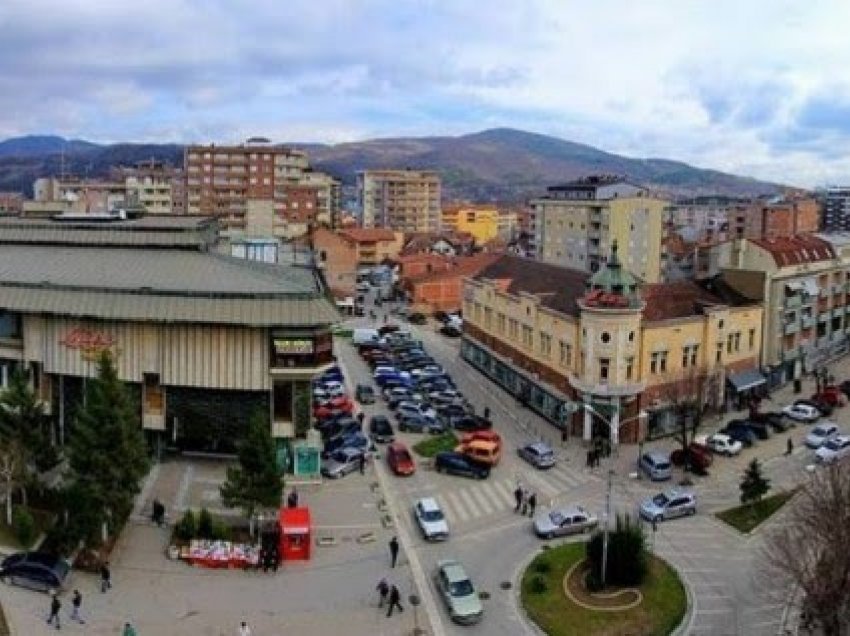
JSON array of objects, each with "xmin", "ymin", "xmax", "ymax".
[
  {"xmin": 748, "ymin": 328, "xmax": 756, "ymax": 350},
  {"xmin": 497, "ymin": 313, "xmax": 506, "ymax": 333},
  {"xmin": 682, "ymin": 344, "xmax": 699, "ymax": 368},
  {"xmin": 599, "ymin": 358, "xmax": 610, "ymax": 382},
  {"xmin": 600, "ymin": 331, "xmax": 611, "ymax": 344},
  {"xmin": 718, "ymin": 319, "xmax": 724, "ymax": 329},
  {"xmin": 484, "ymin": 308, "xmax": 492, "ymax": 329},
  {"xmin": 628, "ymin": 331, "xmax": 635, "ymax": 342},
  {"xmin": 727, "ymin": 334, "xmax": 733, "ymax": 354},
  {"xmin": 734, "ymin": 332, "xmax": 741, "ymax": 352},
  {"xmin": 508, "ymin": 319, "xmax": 519, "ymax": 339},
  {"xmin": 625, "ymin": 357, "xmax": 634, "ymax": 380},
  {"xmin": 559, "ymin": 341, "xmax": 572, "ymax": 367},
  {"xmin": 690, "ymin": 344, "xmax": 699, "ymax": 367},
  {"xmin": 522, "ymin": 325, "xmax": 534, "ymax": 348},
  {"xmin": 650, "ymin": 351, "xmax": 667, "ymax": 374},
  {"xmin": 715, "ymin": 342, "xmax": 723, "ymax": 363},
  {"xmin": 540, "ymin": 333, "xmax": 552, "ymax": 357}
]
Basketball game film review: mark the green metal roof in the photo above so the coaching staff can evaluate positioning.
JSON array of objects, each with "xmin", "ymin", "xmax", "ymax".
[{"xmin": 587, "ymin": 240, "xmax": 639, "ymax": 295}]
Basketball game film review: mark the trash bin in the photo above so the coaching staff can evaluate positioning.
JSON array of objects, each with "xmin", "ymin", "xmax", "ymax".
[{"xmin": 793, "ymin": 378, "xmax": 802, "ymax": 394}]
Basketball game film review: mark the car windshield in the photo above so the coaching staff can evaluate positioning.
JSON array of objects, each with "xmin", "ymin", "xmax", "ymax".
[
  {"xmin": 421, "ymin": 509, "xmax": 444, "ymax": 522},
  {"xmin": 330, "ymin": 451, "xmax": 351, "ymax": 462},
  {"xmin": 549, "ymin": 511, "xmax": 566, "ymax": 525},
  {"xmin": 813, "ymin": 426, "xmax": 829, "ymax": 436},
  {"xmin": 652, "ymin": 494, "xmax": 669, "ymax": 506},
  {"xmin": 824, "ymin": 439, "xmax": 842, "ymax": 450},
  {"xmin": 450, "ymin": 579, "xmax": 474, "ymax": 597}
]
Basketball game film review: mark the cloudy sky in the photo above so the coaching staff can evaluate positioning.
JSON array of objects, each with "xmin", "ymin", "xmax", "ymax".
[{"xmin": 2, "ymin": 0, "xmax": 850, "ymax": 186}]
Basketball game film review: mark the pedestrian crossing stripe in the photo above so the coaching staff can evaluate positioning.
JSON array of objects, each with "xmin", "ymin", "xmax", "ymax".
[
  {"xmin": 457, "ymin": 489, "xmax": 483, "ymax": 518},
  {"xmin": 484, "ymin": 481, "xmax": 515, "ymax": 508},
  {"xmin": 469, "ymin": 486, "xmax": 495, "ymax": 516},
  {"xmin": 443, "ymin": 491, "xmax": 467, "ymax": 523}
]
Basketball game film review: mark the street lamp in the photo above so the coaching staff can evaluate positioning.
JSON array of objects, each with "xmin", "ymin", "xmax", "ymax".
[{"xmin": 580, "ymin": 404, "xmax": 647, "ymax": 589}]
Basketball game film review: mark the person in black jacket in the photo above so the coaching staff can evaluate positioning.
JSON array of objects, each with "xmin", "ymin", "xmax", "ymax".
[{"xmin": 386, "ymin": 584, "xmax": 403, "ymax": 617}]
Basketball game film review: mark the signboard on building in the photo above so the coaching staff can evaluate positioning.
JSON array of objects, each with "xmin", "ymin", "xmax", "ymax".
[
  {"xmin": 60, "ymin": 328, "xmax": 120, "ymax": 361},
  {"xmin": 273, "ymin": 338, "xmax": 314, "ymax": 355}
]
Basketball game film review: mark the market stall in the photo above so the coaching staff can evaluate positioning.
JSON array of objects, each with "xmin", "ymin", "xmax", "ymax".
[
  {"xmin": 278, "ymin": 506, "xmax": 312, "ymax": 561},
  {"xmin": 181, "ymin": 540, "xmax": 260, "ymax": 569}
]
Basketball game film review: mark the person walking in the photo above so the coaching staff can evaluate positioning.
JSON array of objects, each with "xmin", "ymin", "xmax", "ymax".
[
  {"xmin": 561, "ymin": 427, "xmax": 569, "ymax": 448},
  {"xmin": 46, "ymin": 592, "xmax": 61, "ymax": 630},
  {"xmin": 528, "ymin": 492, "xmax": 537, "ymax": 517},
  {"xmin": 513, "ymin": 485, "xmax": 523, "ymax": 512},
  {"xmin": 520, "ymin": 489, "xmax": 529, "ymax": 516},
  {"xmin": 123, "ymin": 622, "xmax": 138, "ymax": 636},
  {"xmin": 359, "ymin": 453, "xmax": 366, "ymax": 475},
  {"xmin": 386, "ymin": 584, "xmax": 404, "ymax": 617},
  {"xmin": 100, "ymin": 561, "xmax": 112, "ymax": 593},
  {"xmin": 287, "ymin": 488, "xmax": 298, "ymax": 508},
  {"xmin": 70, "ymin": 589, "xmax": 85, "ymax": 624},
  {"xmin": 376, "ymin": 577, "xmax": 390, "ymax": 607},
  {"xmin": 786, "ymin": 437, "xmax": 794, "ymax": 456},
  {"xmin": 389, "ymin": 536, "xmax": 400, "ymax": 568},
  {"xmin": 238, "ymin": 620, "xmax": 252, "ymax": 636}
]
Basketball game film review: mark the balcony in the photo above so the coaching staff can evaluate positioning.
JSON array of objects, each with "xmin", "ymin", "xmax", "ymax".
[
  {"xmin": 784, "ymin": 295, "xmax": 802, "ymax": 308},
  {"xmin": 802, "ymin": 316, "xmax": 815, "ymax": 329},
  {"xmin": 569, "ymin": 373, "xmax": 646, "ymax": 398},
  {"xmin": 819, "ymin": 312, "xmax": 831, "ymax": 322},
  {"xmin": 834, "ymin": 308, "xmax": 845, "ymax": 318},
  {"xmin": 784, "ymin": 322, "xmax": 799, "ymax": 335}
]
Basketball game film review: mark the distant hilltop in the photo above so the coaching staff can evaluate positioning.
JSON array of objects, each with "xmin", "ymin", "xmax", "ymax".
[{"xmin": 0, "ymin": 128, "xmax": 782, "ymax": 201}]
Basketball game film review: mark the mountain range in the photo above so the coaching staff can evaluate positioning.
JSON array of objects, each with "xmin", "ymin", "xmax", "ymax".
[{"xmin": 0, "ymin": 128, "xmax": 781, "ymax": 201}]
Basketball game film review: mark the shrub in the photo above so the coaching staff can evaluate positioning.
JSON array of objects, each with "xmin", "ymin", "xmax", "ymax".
[
  {"xmin": 533, "ymin": 559, "xmax": 552, "ymax": 575},
  {"xmin": 12, "ymin": 507, "xmax": 36, "ymax": 547},
  {"xmin": 197, "ymin": 508, "xmax": 214, "ymax": 539},
  {"xmin": 174, "ymin": 510, "xmax": 197, "ymax": 541},
  {"xmin": 586, "ymin": 513, "xmax": 648, "ymax": 587},
  {"xmin": 529, "ymin": 575, "xmax": 548, "ymax": 594},
  {"xmin": 211, "ymin": 518, "xmax": 231, "ymax": 541}
]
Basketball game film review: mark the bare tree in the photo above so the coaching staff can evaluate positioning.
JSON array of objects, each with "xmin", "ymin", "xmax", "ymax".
[
  {"xmin": 660, "ymin": 367, "xmax": 721, "ymax": 457},
  {"xmin": 760, "ymin": 463, "xmax": 850, "ymax": 635}
]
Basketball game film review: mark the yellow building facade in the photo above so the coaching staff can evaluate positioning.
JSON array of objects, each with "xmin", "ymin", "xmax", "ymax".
[{"xmin": 442, "ymin": 205, "xmax": 500, "ymax": 243}]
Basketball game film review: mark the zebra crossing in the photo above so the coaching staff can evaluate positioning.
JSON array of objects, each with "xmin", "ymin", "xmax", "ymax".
[{"xmin": 422, "ymin": 463, "xmax": 596, "ymax": 527}]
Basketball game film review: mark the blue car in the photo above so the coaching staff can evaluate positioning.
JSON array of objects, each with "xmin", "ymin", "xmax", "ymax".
[{"xmin": 322, "ymin": 432, "xmax": 369, "ymax": 458}]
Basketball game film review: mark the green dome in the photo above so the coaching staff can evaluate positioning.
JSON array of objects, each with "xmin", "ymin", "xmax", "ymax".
[{"xmin": 586, "ymin": 240, "xmax": 639, "ymax": 297}]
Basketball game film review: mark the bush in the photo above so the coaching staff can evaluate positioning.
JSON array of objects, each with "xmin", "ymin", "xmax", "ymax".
[
  {"xmin": 12, "ymin": 507, "xmax": 36, "ymax": 547},
  {"xmin": 174, "ymin": 510, "xmax": 197, "ymax": 542},
  {"xmin": 197, "ymin": 508, "xmax": 214, "ymax": 539},
  {"xmin": 529, "ymin": 575, "xmax": 548, "ymax": 594},
  {"xmin": 586, "ymin": 513, "xmax": 648, "ymax": 587},
  {"xmin": 211, "ymin": 518, "xmax": 231, "ymax": 541},
  {"xmin": 533, "ymin": 559, "xmax": 552, "ymax": 575}
]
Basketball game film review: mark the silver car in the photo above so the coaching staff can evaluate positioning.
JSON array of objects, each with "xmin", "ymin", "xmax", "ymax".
[
  {"xmin": 434, "ymin": 559, "xmax": 483, "ymax": 625},
  {"xmin": 639, "ymin": 490, "xmax": 697, "ymax": 522},
  {"xmin": 517, "ymin": 442, "xmax": 557, "ymax": 469},
  {"xmin": 815, "ymin": 435, "xmax": 850, "ymax": 463},
  {"xmin": 321, "ymin": 447, "xmax": 365, "ymax": 479},
  {"xmin": 414, "ymin": 497, "xmax": 449, "ymax": 541},
  {"xmin": 533, "ymin": 505, "xmax": 598, "ymax": 539}
]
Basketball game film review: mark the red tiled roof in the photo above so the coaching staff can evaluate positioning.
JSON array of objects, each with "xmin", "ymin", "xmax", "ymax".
[
  {"xmin": 408, "ymin": 254, "xmax": 499, "ymax": 284},
  {"xmin": 339, "ymin": 228, "xmax": 397, "ymax": 243},
  {"xmin": 641, "ymin": 281, "xmax": 727, "ymax": 321},
  {"xmin": 749, "ymin": 235, "xmax": 834, "ymax": 266}
]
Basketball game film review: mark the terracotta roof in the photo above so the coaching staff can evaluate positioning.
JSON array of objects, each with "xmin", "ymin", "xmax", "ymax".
[
  {"xmin": 472, "ymin": 255, "xmax": 589, "ymax": 316},
  {"xmin": 641, "ymin": 281, "xmax": 728, "ymax": 321},
  {"xmin": 749, "ymin": 235, "xmax": 834, "ymax": 266},
  {"xmin": 407, "ymin": 254, "xmax": 499, "ymax": 284},
  {"xmin": 339, "ymin": 228, "xmax": 397, "ymax": 243},
  {"xmin": 402, "ymin": 231, "xmax": 475, "ymax": 254}
]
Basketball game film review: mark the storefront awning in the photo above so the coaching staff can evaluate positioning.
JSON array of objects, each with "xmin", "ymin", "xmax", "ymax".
[{"xmin": 727, "ymin": 369, "xmax": 767, "ymax": 392}]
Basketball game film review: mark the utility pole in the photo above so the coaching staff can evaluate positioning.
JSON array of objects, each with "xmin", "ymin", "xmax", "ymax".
[{"xmin": 602, "ymin": 468, "xmax": 613, "ymax": 588}]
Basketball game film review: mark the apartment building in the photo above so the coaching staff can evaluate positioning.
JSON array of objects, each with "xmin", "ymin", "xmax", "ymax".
[
  {"xmin": 666, "ymin": 196, "xmax": 741, "ymax": 241},
  {"xmin": 312, "ymin": 228, "xmax": 404, "ymax": 297},
  {"xmin": 716, "ymin": 235, "xmax": 850, "ymax": 385},
  {"xmin": 823, "ymin": 187, "xmax": 850, "ymax": 232},
  {"xmin": 461, "ymin": 246, "xmax": 762, "ymax": 443},
  {"xmin": 184, "ymin": 138, "xmax": 340, "ymax": 237},
  {"xmin": 530, "ymin": 175, "xmax": 667, "ymax": 283},
  {"xmin": 33, "ymin": 176, "xmax": 129, "ymax": 214},
  {"xmin": 441, "ymin": 204, "xmax": 499, "ymax": 244},
  {"xmin": 358, "ymin": 169, "xmax": 441, "ymax": 232},
  {"xmin": 112, "ymin": 160, "xmax": 178, "ymax": 215},
  {"xmin": 0, "ymin": 192, "xmax": 24, "ymax": 214}
]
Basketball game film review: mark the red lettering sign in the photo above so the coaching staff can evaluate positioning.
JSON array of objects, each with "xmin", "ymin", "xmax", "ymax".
[{"xmin": 61, "ymin": 328, "xmax": 115, "ymax": 350}]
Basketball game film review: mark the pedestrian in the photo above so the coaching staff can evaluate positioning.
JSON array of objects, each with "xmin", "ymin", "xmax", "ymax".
[
  {"xmin": 238, "ymin": 620, "xmax": 252, "ymax": 636},
  {"xmin": 561, "ymin": 427, "xmax": 569, "ymax": 447},
  {"xmin": 46, "ymin": 592, "xmax": 61, "ymax": 630},
  {"xmin": 389, "ymin": 536, "xmax": 399, "ymax": 568},
  {"xmin": 376, "ymin": 577, "xmax": 390, "ymax": 607},
  {"xmin": 260, "ymin": 547, "xmax": 269, "ymax": 573},
  {"xmin": 520, "ymin": 489, "xmax": 529, "ymax": 516},
  {"xmin": 359, "ymin": 452, "xmax": 367, "ymax": 475},
  {"xmin": 100, "ymin": 561, "xmax": 112, "ymax": 593},
  {"xmin": 386, "ymin": 584, "xmax": 404, "ymax": 617},
  {"xmin": 287, "ymin": 488, "xmax": 298, "ymax": 508},
  {"xmin": 514, "ymin": 485, "xmax": 523, "ymax": 512},
  {"xmin": 123, "ymin": 621, "xmax": 137, "ymax": 636},
  {"xmin": 70, "ymin": 589, "xmax": 85, "ymax": 624},
  {"xmin": 586, "ymin": 449, "xmax": 592, "ymax": 468},
  {"xmin": 528, "ymin": 492, "xmax": 537, "ymax": 517},
  {"xmin": 786, "ymin": 437, "xmax": 794, "ymax": 456},
  {"xmin": 483, "ymin": 406, "xmax": 491, "ymax": 421},
  {"xmin": 270, "ymin": 549, "xmax": 279, "ymax": 573}
]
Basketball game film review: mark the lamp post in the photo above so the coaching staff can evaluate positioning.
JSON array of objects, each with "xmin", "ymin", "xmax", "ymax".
[{"xmin": 581, "ymin": 404, "xmax": 647, "ymax": 588}]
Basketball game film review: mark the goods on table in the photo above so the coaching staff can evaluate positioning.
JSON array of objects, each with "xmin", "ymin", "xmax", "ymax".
[{"xmin": 181, "ymin": 540, "xmax": 260, "ymax": 569}]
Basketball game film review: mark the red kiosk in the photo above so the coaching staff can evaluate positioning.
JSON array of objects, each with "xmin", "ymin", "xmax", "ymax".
[{"xmin": 278, "ymin": 506, "xmax": 312, "ymax": 561}]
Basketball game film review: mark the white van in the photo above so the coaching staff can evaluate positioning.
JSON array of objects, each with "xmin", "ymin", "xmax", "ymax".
[{"xmin": 353, "ymin": 328, "xmax": 382, "ymax": 346}]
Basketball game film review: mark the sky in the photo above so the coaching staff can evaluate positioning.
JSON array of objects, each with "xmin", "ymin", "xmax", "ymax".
[{"xmin": 2, "ymin": 0, "xmax": 850, "ymax": 187}]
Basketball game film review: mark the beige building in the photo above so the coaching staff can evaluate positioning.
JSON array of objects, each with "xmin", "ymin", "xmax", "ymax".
[
  {"xmin": 358, "ymin": 169, "xmax": 441, "ymax": 232},
  {"xmin": 184, "ymin": 138, "xmax": 339, "ymax": 237},
  {"xmin": 462, "ymin": 246, "xmax": 762, "ymax": 443},
  {"xmin": 112, "ymin": 160, "xmax": 178, "ymax": 215},
  {"xmin": 530, "ymin": 176, "xmax": 667, "ymax": 283}
]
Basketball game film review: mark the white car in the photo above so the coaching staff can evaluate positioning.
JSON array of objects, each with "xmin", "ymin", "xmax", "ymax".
[
  {"xmin": 699, "ymin": 433, "xmax": 743, "ymax": 457},
  {"xmin": 815, "ymin": 435, "xmax": 850, "ymax": 463},
  {"xmin": 783, "ymin": 404, "xmax": 820, "ymax": 422},
  {"xmin": 805, "ymin": 422, "xmax": 839, "ymax": 449},
  {"xmin": 533, "ymin": 505, "xmax": 598, "ymax": 539},
  {"xmin": 414, "ymin": 497, "xmax": 449, "ymax": 541},
  {"xmin": 395, "ymin": 401, "xmax": 437, "ymax": 421}
]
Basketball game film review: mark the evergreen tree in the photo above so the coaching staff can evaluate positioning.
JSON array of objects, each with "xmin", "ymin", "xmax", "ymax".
[
  {"xmin": 0, "ymin": 368, "xmax": 58, "ymax": 474},
  {"xmin": 740, "ymin": 458, "xmax": 770, "ymax": 505},
  {"xmin": 220, "ymin": 409, "xmax": 282, "ymax": 532},
  {"xmin": 67, "ymin": 351, "xmax": 149, "ymax": 543}
]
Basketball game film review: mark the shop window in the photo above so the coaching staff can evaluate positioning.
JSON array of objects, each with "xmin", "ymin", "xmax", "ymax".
[
  {"xmin": 0, "ymin": 311, "xmax": 22, "ymax": 339},
  {"xmin": 273, "ymin": 382, "xmax": 293, "ymax": 422}
]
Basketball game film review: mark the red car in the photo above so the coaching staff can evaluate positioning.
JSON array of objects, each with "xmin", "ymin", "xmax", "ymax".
[
  {"xmin": 671, "ymin": 442, "xmax": 713, "ymax": 473},
  {"xmin": 812, "ymin": 387, "xmax": 845, "ymax": 407},
  {"xmin": 313, "ymin": 396, "xmax": 354, "ymax": 419},
  {"xmin": 386, "ymin": 442, "xmax": 416, "ymax": 476}
]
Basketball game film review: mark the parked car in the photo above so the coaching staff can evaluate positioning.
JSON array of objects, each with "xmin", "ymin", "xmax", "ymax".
[
  {"xmin": 387, "ymin": 442, "xmax": 416, "ymax": 476},
  {"xmin": 369, "ymin": 415, "xmax": 395, "ymax": 444},
  {"xmin": 639, "ymin": 451, "xmax": 673, "ymax": 481},
  {"xmin": 321, "ymin": 447, "xmax": 366, "ymax": 479},
  {"xmin": 532, "ymin": 505, "xmax": 598, "ymax": 539},
  {"xmin": 698, "ymin": 433, "xmax": 743, "ymax": 456},
  {"xmin": 517, "ymin": 441, "xmax": 557, "ymax": 469},
  {"xmin": 840, "ymin": 379, "xmax": 850, "ymax": 399},
  {"xmin": 322, "ymin": 419, "xmax": 361, "ymax": 443},
  {"xmin": 439, "ymin": 324, "xmax": 462, "ymax": 338},
  {"xmin": 0, "ymin": 552, "xmax": 70, "ymax": 593},
  {"xmin": 455, "ymin": 430, "xmax": 502, "ymax": 466},
  {"xmin": 398, "ymin": 413, "xmax": 445, "ymax": 434},
  {"xmin": 721, "ymin": 421, "xmax": 757, "ymax": 446},
  {"xmin": 355, "ymin": 384, "xmax": 376, "ymax": 404},
  {"xmin": 639, "ymin": 490, "xmax": 697, "ymax": 522},
  {"xmin": 812, "ymin": 386, "xmax": 845, "ymax": 407},
  {"xmin": 408, "ymin": 313, "xmax": 428, "ymax": 325},
  {"xmin": 750, "ymin": 411, "xmax": 791, "ymax": 432},
  {"xmin": 805, "ymin": 422, "xmax": 839, "ymax": 448},
  {"xmin": 396, "ymin": 401, "xmax": 437, "ymax": 421},
  {"xmin": 795, "ymin": 398, "xmax": 832, "ymax": 417},
  {"xmin": 815, "ymin": 435, "xmax": 850, "ymax": 463},
  {"xmin": 315, "ymin": 414, "xmax": 358, "ymax": 437},
  {"xmin": 414, "ymin": 497, "xmax": 449, "ymax": 541},
  {"xmin": 434, "ymin": 560, "xmax": 483, "ymax": 625},
  {"xmin": 745, "ymin": 420, "xmax": 771, "ymax": 440},
  {"xmin": 445, "ymin": 414, "xmax": 491, "ymax": 431},
  {"xmin": 434, "ymin": 452, "xmax": 490, "ymax": 479},
  {"xmin": 322, "ymin": 432, "xmax": 369, "ymax": 458},
  {"xmin": 783, "ymin": 403, "xmax": 821, "ymax": 422},
  {"xmin": 670, "ymin": 443, "xmax": 713, "ymax": 473}
]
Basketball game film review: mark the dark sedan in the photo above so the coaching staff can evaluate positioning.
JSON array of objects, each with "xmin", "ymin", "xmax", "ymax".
[
  {"xmin": 0, "ymin": 552, "xmax": 70, "ymax": 593},
  {"xmin": 434, "ymin": 452, "xmax": 490, "ymax": 479}
]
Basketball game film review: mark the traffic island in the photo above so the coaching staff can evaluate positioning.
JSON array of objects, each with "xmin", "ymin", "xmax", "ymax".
[
  {"xmin": 715, "ymin": 490, "xmax": 796, "ymax": 534},
  {"xmin": 521, "ymin": 542, "xmax": 687, "ymax": 636}
]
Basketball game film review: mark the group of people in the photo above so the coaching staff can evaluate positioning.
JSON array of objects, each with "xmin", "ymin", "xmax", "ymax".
[
  {"xmin": 45, "ymin": 579, "xmax": 136, "ymax": 635},
  {"xmin": 375, "ymin": 578, "xmax": 405, "ymax": 617},
  {"xmin": 513, "ymin": 485, "xmax": 538, "ymax": 517}
]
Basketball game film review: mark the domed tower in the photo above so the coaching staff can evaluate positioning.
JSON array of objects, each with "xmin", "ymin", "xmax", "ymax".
[{"xmin": 571, "ymin": 241, "xmax": 646, "ymax": 444}]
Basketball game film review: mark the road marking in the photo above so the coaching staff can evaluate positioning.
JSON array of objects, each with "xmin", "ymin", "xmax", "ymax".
[
  {"xmin": 457, "ymin": 488, "xmax": 482, "ymax": 518},
  {"xmin": 490, "ymin": 481, "xmax": 516, "ymax": 507},
  {"xmin": 551, "ymin": 466, "xmax": 581, "ymax": 489},
  {"xmin": 444, "ymin": 491, "xmax": 469, "ymax": 523},
  {"xmin": 470, "ymin": 484, "xmax": 496, "ymax": 515}
]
